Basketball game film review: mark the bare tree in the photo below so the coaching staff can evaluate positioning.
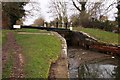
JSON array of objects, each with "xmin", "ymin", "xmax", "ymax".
[
  {"xmin": 116, "ymin": 0, "xmax": 120, "ymax": 28},
  {"xmin": 71, "ymin": 0, "xmax": 87, "ymax": 12},
  {"xmin": 71, "ymin": 0, "xmax": 117, "ymax": 19},
  {"xmin": 24, "ymin": 1, "xmax": 41, "ymax": 18},
  {"xmin": 23, "ymin": 0, "xmax": 42, "ymax": 25},
  {"xmin": 48, "ymin": 0, "xmax": 68, "ymax": 28}
]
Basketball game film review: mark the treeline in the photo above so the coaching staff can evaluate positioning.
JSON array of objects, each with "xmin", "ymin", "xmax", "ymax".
[
  {"xmin": 70, "ymin": 14, "xmax": 118, "ymax": 32},
  {"xmin": 47, "ymin": 0, "xmax": 120, "ymax": 33}
]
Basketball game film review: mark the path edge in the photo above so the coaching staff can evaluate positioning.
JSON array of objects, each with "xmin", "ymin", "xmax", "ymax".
[{"xmin": 50, "ymin": 31, "xmax": 69, "ymax": 78}]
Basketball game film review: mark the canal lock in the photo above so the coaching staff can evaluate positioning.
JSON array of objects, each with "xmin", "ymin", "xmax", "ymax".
[{"xmin": 57, "ymin": 30, "xmax": 120, "ymax": 79}]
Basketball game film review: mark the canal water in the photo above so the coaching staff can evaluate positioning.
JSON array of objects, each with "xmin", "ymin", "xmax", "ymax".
[{"xmin": 68, "ymin": 47, "xmax": 120, "ymax": 79}]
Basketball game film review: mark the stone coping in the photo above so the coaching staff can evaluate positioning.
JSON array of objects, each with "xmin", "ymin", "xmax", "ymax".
[
  {"xmin": 78, "ymin": 31, "xmax": 119, "ymax": 47},
  {"xmin": 49, "ymin": 31, "xmax": 69, "ymax": 78}
]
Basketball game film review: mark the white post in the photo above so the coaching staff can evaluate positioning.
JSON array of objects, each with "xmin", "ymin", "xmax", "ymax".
[
  {"xmin": 70, "ymin": 22, "xmax": 73, "ymax": 30},
  {"xmin": 62, "ymin": 18, "xmax": 64, "ymax": 28},
  {"xmin": 44, "ymin": 23, "xmax": 46, "ymax": 27}
]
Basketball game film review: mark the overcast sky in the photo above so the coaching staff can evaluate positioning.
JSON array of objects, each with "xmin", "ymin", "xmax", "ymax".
[
  {"xmin": 23, "ymin": 0, "xmax": 117, "ymax": 25},
  {"xmin": 23, "ymin": 0, "xmax": 51, "ymax": 25}
]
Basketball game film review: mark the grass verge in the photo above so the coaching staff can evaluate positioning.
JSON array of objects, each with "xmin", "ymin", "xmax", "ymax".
[
  {"xmin": 15, "ymin": 30, "xmax": 61, "ymax": 78},
  {"xmin": 2, "ymin": 29, "xmax": 61, "ymax": 78},
  {"xmin": 73, "ymin": 27, "xmax": 119, "ymax": 45}
]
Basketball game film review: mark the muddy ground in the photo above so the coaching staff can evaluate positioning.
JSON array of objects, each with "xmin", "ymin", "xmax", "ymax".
[{"xmin": 2, "ymin": 32, "xmax": 24, "ymax": 78}]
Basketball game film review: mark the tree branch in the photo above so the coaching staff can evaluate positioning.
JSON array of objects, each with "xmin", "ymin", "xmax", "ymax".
[{"xmin": 71, "ymin": 0, "xmax": 81, "ymax": 12}]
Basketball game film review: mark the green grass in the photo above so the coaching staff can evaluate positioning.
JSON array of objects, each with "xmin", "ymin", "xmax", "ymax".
[
  {"xmin": 2, "ymin": 52, "xmax": 13, "ymax": 78},
  {"xmin": 16, "ymin": 28, "xmax": 48, "ymax": 33},
  {"xmin": 73, "ymin": 27, "xmax": 119, "ymax": 45},
  {"xmin": 2, "ymin": 29, "xmax": 61, "ymax": 78},
  {"xmin": 15, "ymin": 30, "xmax": 61, "ymax": 78}
]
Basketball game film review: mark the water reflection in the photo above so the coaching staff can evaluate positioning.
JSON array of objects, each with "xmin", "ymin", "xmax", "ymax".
[
  {"xmin": 78, "ymin": 59, "xmax": 120, "ymax": 79},
  {"xmin": 68, "ymin": 48, "xmax": 120, "ymax": 79},
  {"xmin": 114, "ymin": 58, "xmax": 120, "ymax": 80}
]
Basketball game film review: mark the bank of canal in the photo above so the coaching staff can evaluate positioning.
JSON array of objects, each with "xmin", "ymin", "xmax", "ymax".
[
  {"xmin": 58, "ymin": 30, "xmax": 120, "ymax": 79},
  {"xmin": 20, "ymin": 27, "xmax": 120, "ymax": 79}
]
